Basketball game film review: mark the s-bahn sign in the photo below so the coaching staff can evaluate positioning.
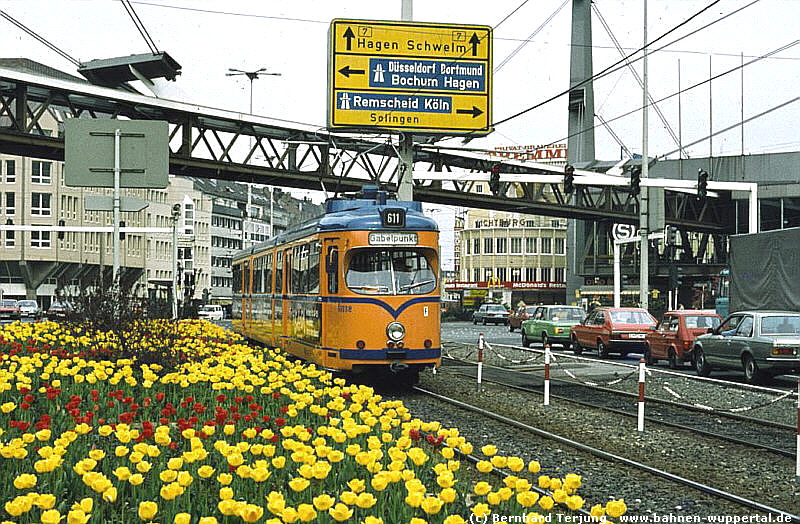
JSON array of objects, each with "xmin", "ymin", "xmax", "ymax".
[{"xmin": 328, "ymin": 19, "xmax": 492, "ymax": 135}]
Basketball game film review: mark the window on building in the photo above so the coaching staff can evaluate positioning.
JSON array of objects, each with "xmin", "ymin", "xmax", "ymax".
[
  {"xmin": 183, "ymin": 200, "xmax": 195, "ymax": 236},
  {"xmin": 31, "ymin": 231, "xmax": 51, "ymax": 249},
  {"xmin": 4, "ymin": 160, "xmax": 15, "ymax": 183},
  {"xmin": 4, "ymin": 193, "xmax": 14, "ymax": 215},
  {"xmin": 540, "ymin": 237, "xmax": 552, "ymax": 254},
  {"xmin": 554, "ymin": 237, "xmax": 565, "ymax": 255},
  {"xmin": 483, "ymin": 237, "xmax": 493, "ymax": 254},
  {"xmin": 554, "ymin": 267, "xmax": 565, "ymax": 282},
  {"xmin": 5, "ymin": 228, "xmax": 14, "ymax": 247},
  {"xmin": 551, "ymin": 219, "xmax": 560, "ymax": 228},
  {"xmin": 473, "ymin": 237, "xmax": 480, "ymax": 254},
  {"xmin": 510, "ymin": 237, "xmax": 522, "ymax": 254},
  {"xmin": 525, "ymin": 237, "xmax": 536, "ymax": 253},
  {"xmin": 473, "ymin": 268, "xmax": 481, "ymax": 282},
  {"xmin": 511, "ymin": 267, "xmax": 521, "ymax": 282},
  {"xmin": 475, "ymin": 184, "xmax": 483, "ymax": 193},
  {"xmin": 464, "ymin": 240, "xmax": 470, "ymax": 255},
  {"xmin": 525, "ymin": 267, "xmax": 536, "ymax": 281},
  {"xmin": 31, "ymin": 161, "xmax": 52, "ymax": 184},
  {"xmin": 496, "ymin": 237, "xmax": 507, "ymax": 254},
  {"xmin": 31, "ymin": 193, "xmax": 51, "ymax": 216},
  {"xmin": 540, "ymin": 267, "xmax": 552, "ymax": 281},
  {"xmin": 483, "ymin": 268, "xmax": 493, "ymax": 281},
  {"xmin": 496, "ymin": 267, "xmax": 506, "ymax": 281}
]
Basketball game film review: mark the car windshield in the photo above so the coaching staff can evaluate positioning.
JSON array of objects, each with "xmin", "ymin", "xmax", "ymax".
[
  {"xmin": 548, "ymin": 307, "xmax": 585, "ymax": 321},
  {"xmin": 1, "ymin": 300, "xmax": 16, "ymax": 307},
  {"xmin": 17, "ymin": 301, "xmax": 36, "ymax": 307},
  {"xmin": 760, "ymin": 314, "xmax": 800, "ymax": 335},
  {"xmin": 610, "ymin": 310, "xmax": 654, "ymax": 324},
  {"xmin": 524, "ymin": 307, "xmax": 537, "ymax": 314},
  {"xmin": 485, "ymin": 305, "xmax": 507, "ymax": 313},
  {"xmin": 200, "ymin": 306, "xmax": 215, "ymax": 312},
  {"xmin": 684, "ymin": 315, "xmax": 721, "ymax": 329},
  {"xmin": 346, "ymin": 248, "xmax": 437, "ymax": 295}
]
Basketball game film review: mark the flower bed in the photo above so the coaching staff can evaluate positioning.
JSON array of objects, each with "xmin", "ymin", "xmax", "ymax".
[{"xmin": 0, "ymin": 320, "xmax": 626, "ymax": 523}]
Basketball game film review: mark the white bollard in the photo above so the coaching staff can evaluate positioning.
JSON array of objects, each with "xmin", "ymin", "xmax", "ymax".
[
  {"xmin": 477, "ymin": 333, "xmax": 484, "ymax": 392},
  {"xmin": 638, "ymin": 358, "xmax": 646, "ymax": 433},
  {"xmin": 544, "ymin": 344, "xmax": 551, "ymax": 406}
]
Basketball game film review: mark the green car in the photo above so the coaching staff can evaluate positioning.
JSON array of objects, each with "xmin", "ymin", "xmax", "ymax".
[
  {"xmin": 521, "ymin": 305, "xmax": 586, "ymax": 348},
  {"xmin": 692, "ymin": 310, "xmax": 800, "ymax": 384}
]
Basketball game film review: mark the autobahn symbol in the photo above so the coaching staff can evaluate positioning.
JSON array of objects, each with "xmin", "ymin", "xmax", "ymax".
[{"xmin": 328, "ymin": 19, "xmax": 492, "ymax": 135}]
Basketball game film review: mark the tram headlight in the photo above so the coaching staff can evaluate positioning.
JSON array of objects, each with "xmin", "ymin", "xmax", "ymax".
[{"xmin": 386, "ymin": 321, "xmax": 405, "ymax": 342}]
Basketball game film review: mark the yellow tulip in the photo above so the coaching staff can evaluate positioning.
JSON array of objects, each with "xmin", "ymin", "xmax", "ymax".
[
  {"xmin": 355, "ymin": 492, "xmax": 377, "ymax": 509},
  {"xmin": 174, "ymin": 513, "xmax": 191, "ymax": 524},
  {"xmin": 137, "ymin": 501, "xmax": 158, "ymax": 521},
  {"xmin": 312, "ymin": 494, "xmax": 335, "ymax": 511},
  {"xmin": 443, "ymin": 516, "xmax": 466, "ymax": 524},
  {"xmin": 566, "ymin": 495, "xmax": 584, "ymax": 511},
  {"xmin": 328, "ymin": 503, "xmax": 353, "ymax": 522},
  {"xmin": 102, "ymin": 487, "xmax": 117, "ymax": 503},
  {"xmin": 476, "ymin": 460, "xmax": 493, "ymax": 473},
  {"xmin": 67, "ymin": 509, "xmax": 90, "ymax": 524},
  {"xmin": 606, "ymin": 499, "xmax": 627, "ymax": 518},
  {"xmin": 421, "ymin": 496, "xmax": 444, "ymax": 515},
  {"xmin": 471, "ymin": 503, "xmax": 490, "ymax": 517},
  {"xmin": 296, "ymin": 503, "xmax": 317, "ymax": 522},
  {"xmin": 288, "ymin": 477, "xmax": 310, "ymax": 492},
  {"xmin": 528, "ymin": 460, "xmax": 541, "ymax": 473},
  {"xmin": 41, "ymin": 509, "xmax": 61, "ymax": 524},
  {"xmin": 473, "ymin": 481, "xmax": 491, "ymax": 496},
  {"xmin": 239, "ymin": 503, "xmax": 264, "ymax": 523},
  {"xmin": 538, "ymin": 496, "xmax": 554, "ymax": 511},
  {"xmin": 481, "ymin": 444, "xmax": 497, "ymax": 456}
]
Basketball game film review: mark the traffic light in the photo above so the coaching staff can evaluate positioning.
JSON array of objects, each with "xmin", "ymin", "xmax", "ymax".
[
  {"xmin": 665, "ymin": 225, "xmax": 677, "ymax": 246},
  {"xmin": 564, "ymin": 164, "xmax": 575, "ymax": 194},
  {"xmin": 630, "ymin": 165, "xmax": 641, "ymax": 196},
  {"xmin": 57, "ymin": 219, "xmax": 65, "ymax": 240},
  {"xmin": 119, "ymin": 221, "xmax": 125, "ymax": 241},
  {"xmin": 697, "ymin": 169, "xmax": 709, "ymax": 200},
  {"xmin": 668, "ymin": 264, "xmax": 682, "ymax": 289},
  {"xmin": 489, "ymin": 164, "xmax": 501, "ymax": 196}
]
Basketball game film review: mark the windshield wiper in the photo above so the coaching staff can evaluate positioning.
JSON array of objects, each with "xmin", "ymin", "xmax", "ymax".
[{"xmin": 399, "ymin": 280, "xmax": 435, "ymax": 292}]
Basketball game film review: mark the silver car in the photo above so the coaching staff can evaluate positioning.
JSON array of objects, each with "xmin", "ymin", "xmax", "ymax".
[{"xmin": 692, "ymin": 310, "xmax": 800, "ymax": 384}]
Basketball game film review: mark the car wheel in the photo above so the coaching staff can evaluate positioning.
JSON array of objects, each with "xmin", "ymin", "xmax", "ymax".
[
  {"xmin": 473, "ymin": 318, "xmax": 478, "ymax": 325},
  {"xmin": 644, "ymin": 345, "xmax": 655, "ymax": 366},
  {"xmin": 743, "ymin": 354, "xmax": 764, "ymax": 385},
  {"xmin": 483, "ymin": 319, "xmax": 488, "ymax": 325},
  {"xmin": 668, "ymin": 348, "xmax": 680, "ymax": 370},
  {"xmin": 694, "ymin": 347, "xmax": 711, "ymax": 377},
  {"xmin": 571, "ymin": 336, "xmax": 583, "ymax": 355},
  {"xmin": 521, "ymin": 331, "xmax": 531, "ymax": 348},
  {"xmin": 597, "ymin": 340, "xmax": 609, "ymax": 358}
]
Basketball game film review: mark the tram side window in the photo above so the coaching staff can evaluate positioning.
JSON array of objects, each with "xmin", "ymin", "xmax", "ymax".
[
  {"xmin": 242, "ymin": 261, "xmax": 250, "ymax": 295},
  {"xmin": 326, "ymin": 247, "xmax": 339, "ymax": 294},
  {"xmin": 291, "ymin": 245, "xmax": 304, "ymax": 294},
  {"xmin": 253, "ymin": 257, "xmax": 264, "ymax": 294},
  {"xmin": 264, "ymin": 253, "xmax": 273, "ymax": 294},
  {"xmin": 307, "ymin": 241, "xmax": 320, "ymax": 294},
  {"xmin": 232, "ymin": 264, "xmax": 241, "ymax": 295},
  {"xmin": 275, "ymin": 251, "xmax": 284, "ymax": 294}
]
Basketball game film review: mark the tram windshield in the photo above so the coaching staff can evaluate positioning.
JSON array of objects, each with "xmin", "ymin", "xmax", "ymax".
[{"xmin": 346, "ymin": 248, "xmax": 437, "ymax": 295}]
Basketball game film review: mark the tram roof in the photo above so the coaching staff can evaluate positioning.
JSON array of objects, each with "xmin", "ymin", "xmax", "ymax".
[{"xmin": 233, "ymin": 193, "xmax": 438, "ymax": 261}]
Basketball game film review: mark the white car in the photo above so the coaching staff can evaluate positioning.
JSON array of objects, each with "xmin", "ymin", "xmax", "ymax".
[
  {"xmin": 198, "ymin": 304, "xmax": 224, "ymax": 320},
  {"xmin": 16, "ymin": 300, "xmax": 41, "ymax": 318}
]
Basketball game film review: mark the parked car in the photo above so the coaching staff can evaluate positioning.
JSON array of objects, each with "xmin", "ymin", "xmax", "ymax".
[
  {"xmin": 508, "ymin": 305, "xmax": 537, "ymax": 332},
  {"xmin": 571, "ymin": 307, "xmax": 657, "ymax": 357},
  {"xmin": 472, "ymin": 304, "xmax": 510, "ymax": 325},
  {"xmin": 198, "ymin": 304, "xmax": 225, "ymax": 320},
  {"xmin": 692, "ymin": 310, "xmax": 800, "ymax": 384},
  {"xmin": 0, "ymin": 300, "xmax": 20, "ymax": 321},
  {"xmin": 46, "ymin": 302, "xmax": 72, "ymax": 320},
  {"xmin": 15, "ymin": 300, "xmax": 41, "ymax": 319},
  {"xmin": 521, "ymin": 305, "xmax": 586, "ymax": 348},
  {"xmin": 646, "ymin": 310, "xmax": 721, "ymax": 368}
]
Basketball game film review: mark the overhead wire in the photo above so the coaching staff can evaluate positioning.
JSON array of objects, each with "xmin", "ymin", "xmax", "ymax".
[
  {"xmin": 495, "ymin": 0, "xmax": 569, "ymax": 72},
  {"xmin": 0, "ymin": 9, "xmax": 81, "ymax": 67},
  {"xmin": 121, "ymin": 0, "xmax": 160, "ymax": 54}
]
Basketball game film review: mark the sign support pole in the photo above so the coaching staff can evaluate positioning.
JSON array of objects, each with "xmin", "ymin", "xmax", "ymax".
[
  {"xmin": 639, "ymin": 0, "xmax": 650, "ymax": 310},
  {"xmin": 396, "ymin": 3, "xmax": 414, "ymax": 202},
  {"xmin": 113, "ymin": 128, "xmax": 121, "ymax": 283}
]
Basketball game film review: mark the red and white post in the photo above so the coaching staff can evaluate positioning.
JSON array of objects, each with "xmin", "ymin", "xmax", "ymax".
[
  {"xmin": 477, "ymin": 333, "xmax": 484, "ymax": 391},
  {"xmin": 638, "ymin": 358, "xmax": 646, "ymax": 433},
  {"xmin": 796, "ymin": 378, "xmax": 799, "ymax": 481},
  {"xmin": 544, "ymin": 344, "xmax": 551, "ymax": 406}
]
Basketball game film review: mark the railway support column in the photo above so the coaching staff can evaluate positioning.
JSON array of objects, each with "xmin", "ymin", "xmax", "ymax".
[
  {"xmin": 796, "ymin": 378, "xmax": 799, "ymax": 481},
  {"xmin": 638, "ymin": 359, "xmax": 646, "ymax": 433},
  {"xmin": 477, "ymin": 333, "xmax": 484, "ymax": 392},
  {"xmin": 544, "ymin": 344, "xmax": 551, "ymax": 407}
]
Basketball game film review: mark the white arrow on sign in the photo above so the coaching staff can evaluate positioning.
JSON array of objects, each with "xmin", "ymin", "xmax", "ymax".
[{"xmin": 84, "ymin": 195, "xmax": 149, "ymax": 212}]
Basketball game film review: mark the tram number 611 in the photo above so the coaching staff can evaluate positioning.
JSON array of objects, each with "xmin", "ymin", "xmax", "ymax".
[{"xmin": 381, "ymin": 208, "xmax": 406, "ymax": 228}]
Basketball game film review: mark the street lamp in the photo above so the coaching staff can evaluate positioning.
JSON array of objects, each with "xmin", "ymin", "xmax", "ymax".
[{"xmin": 225, "ymin": 67, "xmax": 281, "ymax": 115}]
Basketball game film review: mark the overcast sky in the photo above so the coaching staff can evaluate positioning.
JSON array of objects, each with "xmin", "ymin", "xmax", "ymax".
[{"xmin": 1, "ymin": 0, "xmax": 799, "ymax": 270}]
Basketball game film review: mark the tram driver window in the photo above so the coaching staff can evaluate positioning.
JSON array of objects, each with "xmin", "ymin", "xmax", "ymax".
[
  {"xmin": 346, "ymin": 248, "xmax": 437, "ymax": 295},
  {"xmin": 326, "ymin": 247, "xmax": 339, "ymax": 294}
]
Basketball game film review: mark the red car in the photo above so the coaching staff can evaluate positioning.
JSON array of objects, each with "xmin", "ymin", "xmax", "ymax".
[
  {"xmin": 508, "ymin": 305, "xmax": 537, "ymax": 332},
  {"xmin": 0, "ymin": 300, "xmax": 20, "ymax": 321},
  {"xmin": 645, "ymin": 310, "xmax": 722, "ymax": 369},
  {"xmin": 571, "ymin": 307, "xmax": 656, "ymax": 357}
]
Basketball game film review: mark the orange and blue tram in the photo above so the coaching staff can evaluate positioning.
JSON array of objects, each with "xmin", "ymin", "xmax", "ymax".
[{"xmin": 232, "ymin": 187, "xmax": 441, "ymax": 383}]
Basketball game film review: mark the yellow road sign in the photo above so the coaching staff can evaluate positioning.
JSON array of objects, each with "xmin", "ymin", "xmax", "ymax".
[{"xmin": 328, "ymin": 19, "xmax": 492, "ymax": 135}]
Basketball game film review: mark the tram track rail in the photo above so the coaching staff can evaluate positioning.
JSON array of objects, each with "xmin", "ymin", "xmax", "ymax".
[
  {"xmin": 411, "ymin": 385, "xmax": 800, "ymax": 523},
  {"xmin": 441, "ymin": 360, "xmax": 796, "ymax": 458}
]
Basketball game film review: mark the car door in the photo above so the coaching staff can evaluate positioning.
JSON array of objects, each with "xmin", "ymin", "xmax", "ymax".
[
  {"xmin": 726, "ymin": 315, "xmax": 755, "ymax": 370},
  {"xmin": 574, "ymin": 310, "xmax": 594, "ymax": 346},
  {"xmin": 705, "ymin": 314, "xmax": 743, "ymax": 366},
  {"xmin": 588, "ymin": 310, "xmax": 605, "ymax": 347},
  {"xmin": 650, "ymin": 315, "xmax": 672, "ymax": 359}
]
